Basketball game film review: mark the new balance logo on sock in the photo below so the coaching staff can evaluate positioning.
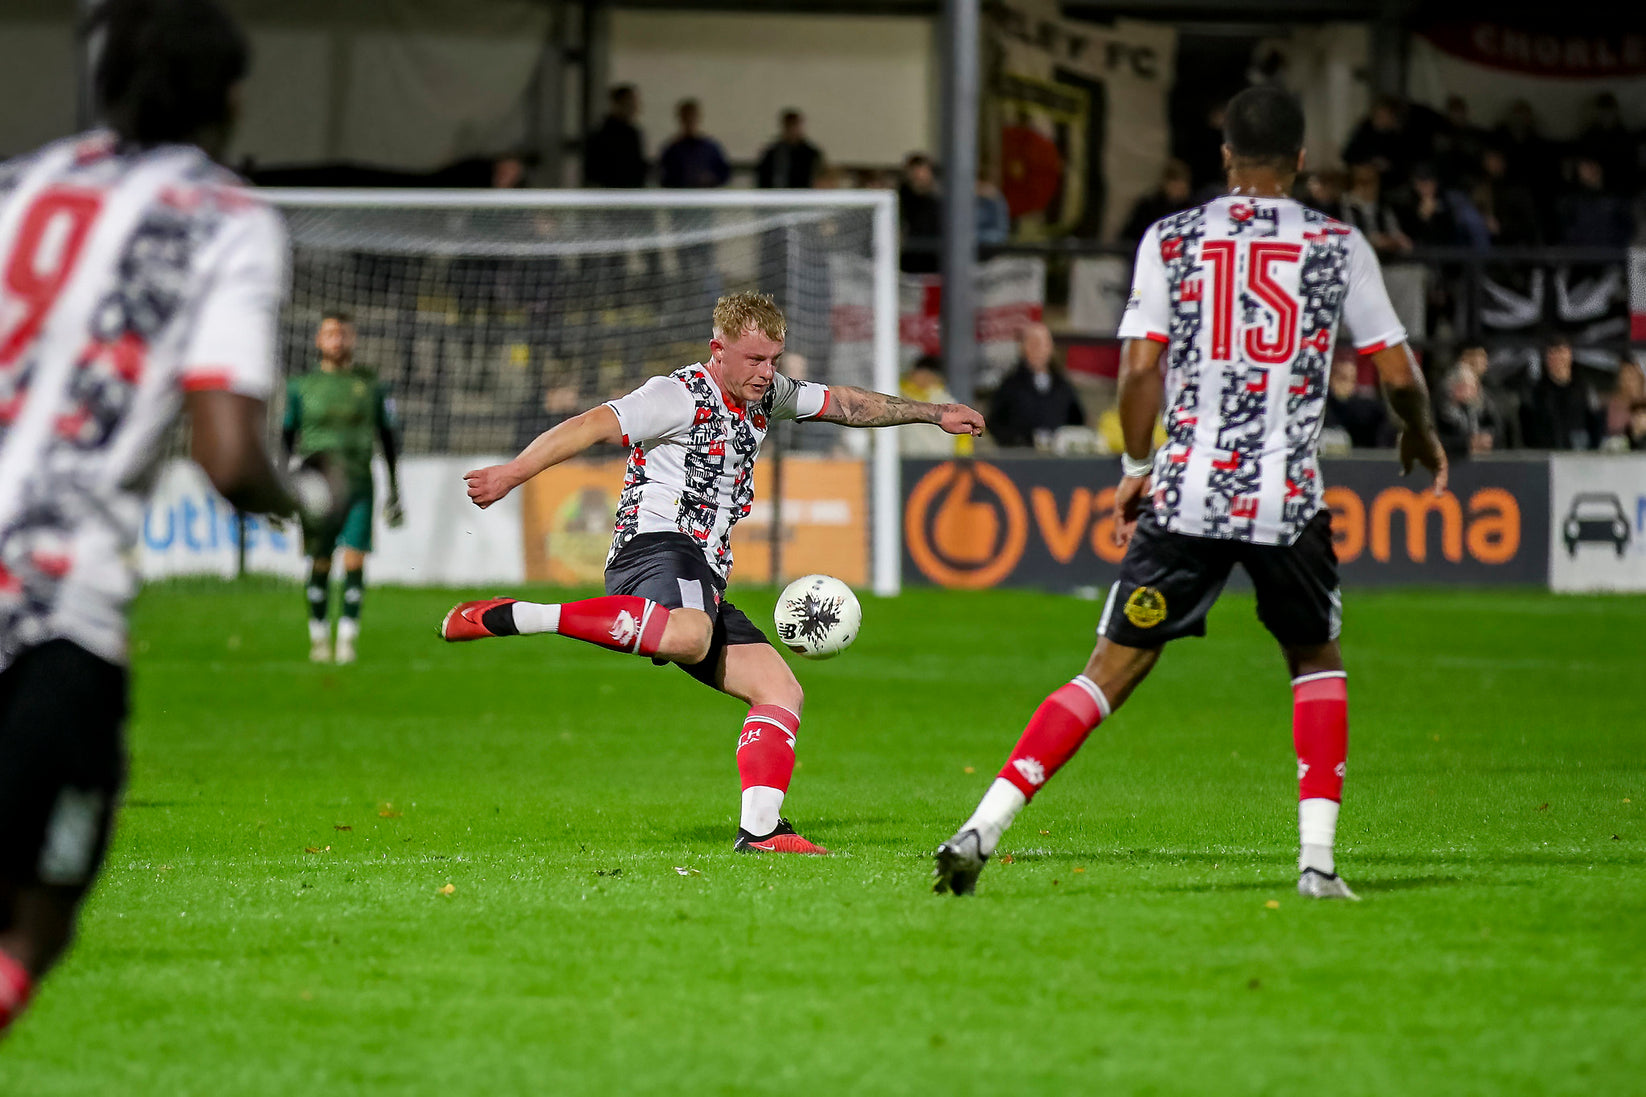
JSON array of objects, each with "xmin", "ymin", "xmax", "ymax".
[
  {"xmin": 1012, "ymin": 757, "xmax": 1047, "ymax": 786},
  {"xmin": 608, "ymin": 611, "xmax": 637, "ymax": 647},
  {"xmin": 1298, "ymin": 760, "xmax": 1309, "ymax": 780}
]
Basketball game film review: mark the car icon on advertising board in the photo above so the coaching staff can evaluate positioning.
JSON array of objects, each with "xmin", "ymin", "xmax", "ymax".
[{"xmin": 1562, "ymin": 493, "xmax": 1631, "ymax": 558}]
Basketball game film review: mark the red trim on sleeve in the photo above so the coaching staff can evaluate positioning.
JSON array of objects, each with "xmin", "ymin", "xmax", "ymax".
[
  {"xmin": 808, "ymin": 387, "xmax": 833, "ymax": 420},
  {"xmin": 180, "ymin": 369, "xmax": 233, "ymax": 392},
  {"xmin": 1357, "ymin": 340, "xmax": 1391, "ymax": 355},
  {"xmin": 1143, "ymin": 331, "xmax": 1169, "ymax": 344}
]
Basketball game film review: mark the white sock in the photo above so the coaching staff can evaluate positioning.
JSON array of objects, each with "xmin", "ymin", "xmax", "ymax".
[
  {"xmin": 337, "ymin": 617, "xmax": 359, "ymax": 646},
  {"xmin": 960, "ymin": 778, "xmax": 1027, "ymax": 857},
  {"xmin": 741, "ymin": 786, "xmax": 785, "ymax": 837},
  {"xmin": 308, "ymin": 619, "xmax": 330, "ymax": 645},
  {"xmin": 511, "ymin": 601, "xmax": 561, "ymax": 635},
  {"xmin": 1299, "ymin": 797, "xmax": 1340, "ymax": 874}
]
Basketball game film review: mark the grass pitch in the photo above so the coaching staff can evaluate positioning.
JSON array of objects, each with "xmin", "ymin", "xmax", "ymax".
[{"xmin": 2, "ymin": 581, "xmax": 1642, "ymax": 1095}]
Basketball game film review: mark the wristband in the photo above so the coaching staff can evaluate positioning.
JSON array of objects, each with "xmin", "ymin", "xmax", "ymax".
[{"xmin": 1121, "ymin": 452, "xmax": 1154, "ymax": 478}]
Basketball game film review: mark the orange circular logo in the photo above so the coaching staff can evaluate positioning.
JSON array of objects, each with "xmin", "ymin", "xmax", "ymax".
[{"xmin": 904, "ymin": 461, "xmax": 1029, "ymax": 588}]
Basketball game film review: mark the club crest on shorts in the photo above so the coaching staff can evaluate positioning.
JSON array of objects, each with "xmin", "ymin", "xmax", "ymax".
[{"xmin": 1123, "ymin": 586, "xmax": 1167, "ymax": 628}]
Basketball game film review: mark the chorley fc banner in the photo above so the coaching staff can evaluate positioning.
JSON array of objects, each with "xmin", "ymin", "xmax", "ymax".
[
  {"xmin": 985, "ymin": 2, "xmax": 1176, "ymax": 243},
  {"xmin": 1409, "ymin": 21, "xmax": 1646, "ymax": 137}
]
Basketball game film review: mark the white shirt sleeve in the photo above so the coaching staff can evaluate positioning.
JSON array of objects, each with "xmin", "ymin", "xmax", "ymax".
[
  {"xmin": 1340, "ymin": 228, "xmax": 1407, "ymax": 352},
  {"xmin": 1116, "ymin": 222, "xmax": 1172, "ymax": 343},
  {"xmin": 178, "ymin": 204, "xmax": 288, "ymax": 399},
  {"xmin": 766, "ymin": 372, "xmax": 831, "ymax": 422},
  {"xmin": 605, "ymin": 375, "xmax": 697, "ymax": 446}
]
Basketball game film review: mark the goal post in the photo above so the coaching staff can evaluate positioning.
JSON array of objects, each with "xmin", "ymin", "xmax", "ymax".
[{"xmin": 264, "ymin": 188, "xmax": 904, "ymax": 596}]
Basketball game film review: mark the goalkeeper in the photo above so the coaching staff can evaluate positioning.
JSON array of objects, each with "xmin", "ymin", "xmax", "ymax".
[{"xmin": 283, "ymin": 311, "xmax": 404, "ymax": 664}]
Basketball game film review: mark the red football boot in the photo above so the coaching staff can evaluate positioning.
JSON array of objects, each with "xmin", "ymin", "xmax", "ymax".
[
  {"xmin": 734, "ymin": 818, "xmax": 829, "ymax": 855},
  {"xmin": 440, "ymin": 597, "xmax": 518, "ymax": 641}
]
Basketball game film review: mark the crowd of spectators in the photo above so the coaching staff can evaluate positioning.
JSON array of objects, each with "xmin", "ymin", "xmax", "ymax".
[{"xmin": 1127, "ymin": 91, "xmax": 1646, "ymax": 253}]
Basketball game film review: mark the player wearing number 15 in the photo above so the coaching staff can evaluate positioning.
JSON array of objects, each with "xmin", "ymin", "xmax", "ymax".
[
  {"xmin": 0, "ymin": 0, "xmax": 320, "ymax": 1035},
  {"xmin": 935, "ymin": 86, "xmax": 1448, "ymax": 900}
]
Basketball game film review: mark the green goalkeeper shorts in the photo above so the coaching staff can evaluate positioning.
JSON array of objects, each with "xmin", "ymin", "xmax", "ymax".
[{"xmin": 303, "ymin": 485, "xmax": 374, "ymax": 558}]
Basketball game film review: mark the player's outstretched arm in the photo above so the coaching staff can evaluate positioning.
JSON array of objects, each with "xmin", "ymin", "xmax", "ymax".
[
  {"xmin": 814, "ymin": 386, "xmax": 984, "ymax": 436},
  {"xmin": 1112, "ymin": 337, "xmax": 1167, "ymax": 547},
  {"xmin": 1369, "ymin": 342, "xmax": 1448, "ymax": 496},
  {"xmin": 186, "ymin": 390, "xmax": 303, "ymax": 516},
  {"xmin": 465, "ymin": 405, "xmax": 623, "ymax": 509}
]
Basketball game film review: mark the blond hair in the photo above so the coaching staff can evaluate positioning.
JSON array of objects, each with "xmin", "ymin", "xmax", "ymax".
[{"xmin": 712, "ymin": 291, "xmax": 786, "ymax": 343}]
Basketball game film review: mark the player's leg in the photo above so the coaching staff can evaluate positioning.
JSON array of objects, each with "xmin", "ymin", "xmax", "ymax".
[
  {"xmin": 0, "ymin": 642, "xmax": 127, "ymax": 1034},
  {"xmin": 333, "ymin": 488, "xmax": 374, "ymax": 664},
  {"xmin": 709, "ymin": 617, "xmax": 824, "ymax": 854},
  {"xmin": 1246, "ymin": 511, "xmax": 1357, "ymax": 900},
  {"xmin": 440, "ymin": 534, "xmax": 703, "ymax": 663},
  {"xmin": 303, "ymin": 506, "xmax": 341, "ymax": 663},
  {"xmin": 304, "ymin": 553, "xmax": 332, "ymax": 663},
  {"xmin": 937, "ymin": 513, "xmax": 1232, "ymax": 894}
]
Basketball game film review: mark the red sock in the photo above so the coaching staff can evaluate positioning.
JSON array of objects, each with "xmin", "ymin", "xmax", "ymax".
[
  {"xmin": 556, "ymin": 596, "xmax": 669, "ymax": 657},
  {"xmin": 738, "ymin": 705, "xmax": 799, "ymax": 793},
  {"xmin": 997, "ymin": 676, "xmax": 1110, "ymax": 798},
  {"xmin": 1293, "ymin": 672, "xmax": 1348, "ymax": 801},
  {"xmin": 0, "ymin": 948, "xmax": 33, "ymax": 1033}
]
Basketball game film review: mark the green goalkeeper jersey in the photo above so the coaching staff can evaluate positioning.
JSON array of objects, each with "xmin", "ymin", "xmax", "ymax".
[{"xmin": 284, "ymin": 366, "xmax": 399, "ymax": 491}]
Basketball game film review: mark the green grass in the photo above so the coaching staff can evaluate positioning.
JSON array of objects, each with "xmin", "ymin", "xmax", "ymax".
[{"xmin": 2, "ymin": 581, "xmax": 1643, "ymax": 1095}]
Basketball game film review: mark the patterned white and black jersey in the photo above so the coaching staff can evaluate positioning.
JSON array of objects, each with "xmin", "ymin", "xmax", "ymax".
[
  {"xmin": 0, "ymin": 131, "xmax": 285, "ymax": 673},
  {"xmin": 1118, "ymin": 195, "xmax": 1405, "ymax": 545},
  {"xmin": 604, "ymin": 365, "xmax": 830, "ymax": 579}
]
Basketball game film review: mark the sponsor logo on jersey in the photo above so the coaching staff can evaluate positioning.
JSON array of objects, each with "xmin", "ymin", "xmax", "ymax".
[{"xmin": 1123, "ymin": 586, "xmax": 1168, "ymax": 628}]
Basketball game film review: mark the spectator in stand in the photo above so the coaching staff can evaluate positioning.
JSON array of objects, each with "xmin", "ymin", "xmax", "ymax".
[
  {"xmin": 1605, "ymin": 358, "xmax": 1646, "ymax": 439},
  {"xmin": 899, "ymin": 355, "xmax": 965, "ymax": 457},
  {"xmin": 976, "ymin": 173, "xmax": 1011, "ymax": 245},
  {"xmin": 1119, "ymin": 159, "xmax": 1194, "ymax": 245},
  {"xmin": 1436, "ymin": 366, "xmax": 1504, "ymax": 459},
  {"xmin": 1493, "ymin": 99, "xmax": 1560, "ymax": 225},
  {"xmin": 1625, "ymin": 401, "xmax": 1646, "ymax": 451},
  {"xmin": 1432, "ymin": 95, "xmax": 1487, "ymax": 188},
  {"xmin": 1342, "ymin": 94, "xmax": 1416, "ymax": 188},
  {"xmin": 1522, "ymin": 335, "xmax": 1603, "ymax": 450},
  {"xmin": 899, "ymin": 153, "xmax": 942, "ymax": 274},
  {"xmin": 659, "ymin": 99, "xmax": 729, "ymax": 189},
  {"xmin": 987, "ymin": 323, "xmax": 1085, "ymax": 449},
  {"xmin": 1341, "ymin": 162, "xmax": 1411, "ymax": 256},
  {"xmin": 1396, "ymin": 163, "xmax": 1460, "ymax": 246},
  {"xmin": 1323, "ymin": 354, "xmax": 1389, "ymax": 449},
  {"xmin": 1557, "ymin": 157, "xmax": 1634, "ymax": 246},
  {"xmin": 1305, "ymin": 168, "xmax": 1349, "ymax": 219},
  {"xmin": 756, "ymin": 109, "xmax": 824, "ymax": 190},
  {"xmin": 1575, "ymin": 93, "xmax": 1637, "ymax": 197},
  {"xmin": 1477, "ymin": 147, "xmax": 1543, "ymax": 246},
  {"xmin": 584, "ymin": 85, "xmax": 647, "ymax": 188},
  {"xmin": 1180, "ymin": 100, "xmax": 1230, "ymax": 194}
]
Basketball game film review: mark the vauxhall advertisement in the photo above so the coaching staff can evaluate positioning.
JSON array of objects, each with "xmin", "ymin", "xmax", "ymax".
[{"xmin": 900, "ymin": 456, "xmax": 1573, "ymax": 591}]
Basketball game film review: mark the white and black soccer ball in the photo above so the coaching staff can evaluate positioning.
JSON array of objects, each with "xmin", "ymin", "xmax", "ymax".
[{"xmin": 773, "ymin": 575, "xmax": 861, "ymax": 660}]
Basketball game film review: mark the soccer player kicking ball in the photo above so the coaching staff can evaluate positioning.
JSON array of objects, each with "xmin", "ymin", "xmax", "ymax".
[
  {"xmin": 0, "ymin": 0, "xmax": 332, "ymax": 1034},
  {"xmin": 444, "ymin": 292, "xmax": 983, "ymax": 853},
  {"xmin": 283, "ymin": 310, "xmax": 403, "ymax": 664},
  {"xmin": 934, "ymin": 86, "xmax": 1447, "ymax": 900}
]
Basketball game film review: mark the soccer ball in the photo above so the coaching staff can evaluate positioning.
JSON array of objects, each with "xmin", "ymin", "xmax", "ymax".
[{"xmin": 773, "ymin": 575, "xmax": 861, "ymax": 660}]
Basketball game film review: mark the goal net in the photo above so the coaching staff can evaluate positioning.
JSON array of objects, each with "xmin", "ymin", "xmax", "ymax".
[{"xmin": 264, "ymin": 190, "xmax": 902, "ymax": 593}]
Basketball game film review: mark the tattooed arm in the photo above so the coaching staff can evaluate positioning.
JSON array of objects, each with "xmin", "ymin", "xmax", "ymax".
[{"xmin": 815, "ymin": 386, "xmax": 985, "ymax": 436}]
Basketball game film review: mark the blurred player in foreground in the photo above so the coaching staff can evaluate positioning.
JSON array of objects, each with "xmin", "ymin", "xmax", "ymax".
[
  {"xmin": 0, "ymin": 0, "xmax": 327, "ymax": 1034},
  {"xmin": 444, "ymin": 293, "xmax": 983, "ymax": 853},
  {"xmin": 284, "ymin": 311, "xmax": 402, "ymax": 664},
  {"xmin": 935, "ymin": 87, "xmax": 1447, "ymax": 900}
]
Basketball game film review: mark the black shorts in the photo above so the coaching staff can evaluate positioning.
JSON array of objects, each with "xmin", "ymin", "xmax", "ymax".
[
  {"xmin": 0, "ymin": 640, "xmax": 128, "ymax": 889},
  {"xmin": 1101, "ymin": 509, "xmax": 1342, "ymax": 649},
  {"xmin": 604, "ymin": 532, "xmax": 771, "ymax": 688}
]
